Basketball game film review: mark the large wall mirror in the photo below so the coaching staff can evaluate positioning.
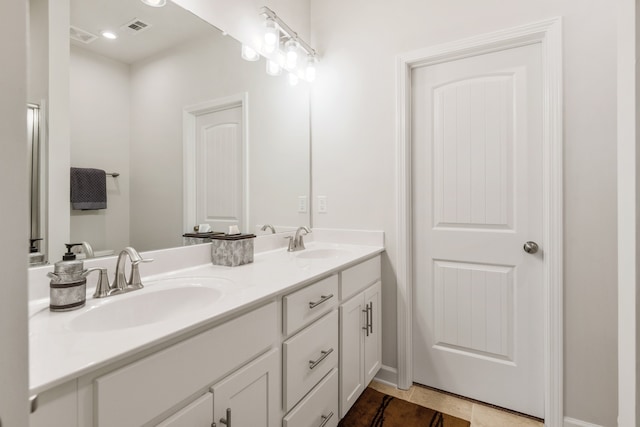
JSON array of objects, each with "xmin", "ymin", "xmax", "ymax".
[{"xmin": 29, "ymin": 0, "xmax": 311, "ymax": 263}]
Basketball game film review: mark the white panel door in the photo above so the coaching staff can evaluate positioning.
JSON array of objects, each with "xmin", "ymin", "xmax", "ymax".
[
  {"xmin": 195, "ymin": 105, "xmax": 244, "ymax": 232},
  {"xmin": 412, "ymin": 43, "xmax": 543, "ymax": 417}
]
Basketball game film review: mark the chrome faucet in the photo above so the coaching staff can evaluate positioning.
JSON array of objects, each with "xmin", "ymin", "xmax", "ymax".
[
  {"xmin": 260, "ymin": 224, "xmax": 276, "ymax": 234},
  {"xmin": 111, "ymin": 247, "xmax": 153, "ymax": 295},
  {"xmin": 286, "ymin": 226, "xmax": 311, "ymax": 252}
]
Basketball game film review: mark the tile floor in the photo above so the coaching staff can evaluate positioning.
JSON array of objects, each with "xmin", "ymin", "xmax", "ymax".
[{"xmin": 369, "ymin": 380, "xmax": 544, "ymax": 427}]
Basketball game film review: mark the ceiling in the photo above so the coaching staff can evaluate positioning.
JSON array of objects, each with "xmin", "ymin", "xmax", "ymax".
[{"xmin": 70, "ymin": 0, "xmax": 218, "ymax": 64}]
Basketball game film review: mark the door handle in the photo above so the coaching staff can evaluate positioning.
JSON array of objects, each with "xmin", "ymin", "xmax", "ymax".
[
  {"xmin": 319, "ymin": 411, "xmax": 334, "ymax": 427},
  {"xmin": 362, "ymin": 305, "xmax": 370, "ymax": 337},
  {"xmin": 309, "ymin": 294, "xmax": 334, "ymax": 309},
  {"xmin": 219, "ymin": 408, "xmax": 231, "ymax": 427},
  {"xmin": 523, "ymin": 241, "xmax": 539, "ymax": 254},
  {"xmin": 309, "ymin": 348, "xmax": 334, "ymax": 369}
]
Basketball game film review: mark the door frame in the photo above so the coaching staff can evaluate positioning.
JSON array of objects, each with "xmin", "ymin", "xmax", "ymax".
[
  {"xmin": 183, "ymin": 93, "xmax": 250, "ymax": 233},
  {"xmin": 395, "ymin": 18, "xmax": 563, "ymax": 425}
]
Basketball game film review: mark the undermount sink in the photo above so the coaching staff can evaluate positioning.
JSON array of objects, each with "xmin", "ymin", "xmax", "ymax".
[
  {"xmin": 68, "ymin": 277, "xmax": 232, "ymax": 333},
  {"xmin": 295, "ymin": 248, "xmax": 351, "ymax": 259}
]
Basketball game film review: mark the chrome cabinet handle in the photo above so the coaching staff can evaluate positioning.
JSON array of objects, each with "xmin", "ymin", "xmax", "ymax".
[
  {"xmin": 319, "ymin": 411, "xmax": 334, "ymax": 427},
  {"xmin": 219, "ymin": 408, "xmax": 231, "ymax": 426},
  {"xmin": 368, "ymin": 302, "xmax": 373, "ymax": 334},
  {"xmin": 362, "ymin": 306, "xmax": 370, "ymax": 337},
  {"xmin": 523, "ymin": 241, "xmax": 539, "ymax": 254},
  {"xmin": 309, "ymin": 294, "xmax": 334, "ymax": 309},
  {"xmin": 30, "ymin": 394, "xmax": 38, "ymax": 414},
  {"xmin": 309, "ymin": 348, "xmax": 334, "ymax": 369}
]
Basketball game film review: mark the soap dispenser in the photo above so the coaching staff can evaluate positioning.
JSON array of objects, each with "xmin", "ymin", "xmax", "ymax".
[
  {"xmin": 47, "ymin": 243, "xmax": 89, "ymax": 311},
  {"xmin": 28, "ymin": 238, "xmax": 45, "ymax": 266}
]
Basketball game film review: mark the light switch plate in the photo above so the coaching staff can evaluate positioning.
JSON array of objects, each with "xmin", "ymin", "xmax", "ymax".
[
  {"xmin": 318, "ymin": 196, "xmax": 327, "ymax": 213},
  {"xmin": 298, "ymin": 196, "xmax": 308, "ymax": 213}
]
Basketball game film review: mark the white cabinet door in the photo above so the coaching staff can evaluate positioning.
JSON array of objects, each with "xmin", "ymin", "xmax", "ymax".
[
  {"xmin": 156, "ymin": 392, "xmax": 213, "ymax": 427},
  {"xmin": 211, "ymin": 348, "xmax": 280, "ymax": 427},
  {"xmin": 339, "ymin": 295, "xmax": 365, "ymax": 417},
  {"xmin": 339, "ymin": 282, "xmax": 383, "ymax": 418},
  {"xmin": 363, "ymin": 281, "xmax": 382, "ymax": 385}
]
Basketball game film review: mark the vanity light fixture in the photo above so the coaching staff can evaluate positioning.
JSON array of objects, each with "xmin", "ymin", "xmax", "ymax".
[
  {"xmin": 284, "ymin": 39, "xmax": 299, "ymax": 69},
  {"xmin": 241, "ymin": 44, "xmax": 260, "ymax": 61},
  {"xmin": 243, "ymin": 7, "xmax": 319, "ymax": 83},
  {"xmin": 263, "ymin": 18, "xmax": 279, "ymax": 54},
  {"xmin": 101, "ymin": 30, "xmax": 118, "ymax": 40},
  {"xmin": 260, "ymin": 6, "xmax": 319, "ymax": 83},
  {"xmin": 140, "ymin": 0, "xmax": 167, "ymax": 7}
]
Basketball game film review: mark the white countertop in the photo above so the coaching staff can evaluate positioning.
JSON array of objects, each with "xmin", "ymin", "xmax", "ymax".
[{"xmin": 29, "ymin": 240, "xmax": 384, "ymax": 394}]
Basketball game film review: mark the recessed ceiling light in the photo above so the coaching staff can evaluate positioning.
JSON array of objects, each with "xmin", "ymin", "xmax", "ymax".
[
  {"xmin": 140, "ymin": 0, "xmax": 167, "ymax": 7},
  {"xmin": 101, "ymin": 31, "xmax": 118, "ymax": 40}
]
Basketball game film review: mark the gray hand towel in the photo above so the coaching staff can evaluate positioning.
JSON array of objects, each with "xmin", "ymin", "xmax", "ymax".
[{"xmin": 70, "ymin": 167, "xmax": 107, "ymax": 210}]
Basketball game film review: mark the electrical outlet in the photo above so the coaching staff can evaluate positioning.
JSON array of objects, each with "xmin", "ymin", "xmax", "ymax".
[
  {"xmin": 298, "ymin": 196, "xmax": 308, "ymax": 213},
  {"xmin": 318, "ymin": 196, "xmax": 328, "ymax": 213}
]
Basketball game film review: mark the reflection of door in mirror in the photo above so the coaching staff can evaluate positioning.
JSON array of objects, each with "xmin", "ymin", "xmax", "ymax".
[
  {"xmin": 27, "ymin": 104, "xmax": 46, "ymax": 262},
  {"xmin": 195, "ymin": 104, "xmax": 245, "ymax": 233}
]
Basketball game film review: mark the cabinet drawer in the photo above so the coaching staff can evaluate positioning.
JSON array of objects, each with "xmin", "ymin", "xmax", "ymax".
[
  {"xmin": 94, "ymin": 302, "xmax": 277, "ymax": 427},
  {"xmin": 340, "ymin": 256, "xmax": 381, "ymax": 301},
  {"xmin": 283, "ymin": 274, "xmax": 338, "ymax": 336},
  {"xmin": 283, "ymin": 369, "xmax": 339, "ymax": 427},
  {"xmin": 283, "ymin": 310, "xmax": 338, "ymax": 411}
]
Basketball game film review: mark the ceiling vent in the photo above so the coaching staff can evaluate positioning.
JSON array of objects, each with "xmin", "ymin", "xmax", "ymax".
[
  {"xmin": 69, "ymin": 26, "xmax": 98, "ymax": 44},
  {"xmin": 122, "ymin": 18, "xmax": 152, "ymax": 35}
]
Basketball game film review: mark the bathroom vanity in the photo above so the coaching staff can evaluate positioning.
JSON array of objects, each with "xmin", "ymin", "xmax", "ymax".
[{"xmin": 28, "ymin": 236, "xmax": 383, "ymax": 426}]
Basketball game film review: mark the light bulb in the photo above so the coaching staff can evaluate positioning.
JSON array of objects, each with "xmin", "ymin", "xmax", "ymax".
[
  {"xmin": 288, "ymin": 72, "xmax": 299, "ymax": 86},
  {"xmin": 285, "ymin": 39, "xmax": 298, "ymax": 69},
  {"xmin": 263, "ymin": 19, "xmax": 278, "ymax": 54},
  {"xmin": 305, "ymin": 57, "xmax": 316, "ymax": 82},
  {"xmin": 140, "ymin": 0, "xmax": 166, "ymax": 6},
  {"xmin": 241, "ymin": 44, "xmax": 260, "ymax": 61},
  {"xmin": 101, "ymin": 31, "xmax": 118, "ymax": 40},
  {"xmin": 266, "ymin": 59, "xmax": 282, "ymax": 76}
]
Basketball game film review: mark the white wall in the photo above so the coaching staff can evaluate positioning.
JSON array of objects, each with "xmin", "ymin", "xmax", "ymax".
[
  {"xmin": 129, "ymin": 32, "xmax": 310, "ymax": 251},
  {"xmin": 28, "ymin": 0, "xmax": 48, "ymax": 104},
  {"xmin": 310, "ymin": 0, "xmax": 618, "ymax": 425},
  {"xmin": 0, "ymin": 0, "xmax": 29, "ymax": 424},
  {"xmin": 617, "ymin": 1, "xmax": 639, "ymax": 425},
  {"xmin": 69, "ymin": 46, "xmax": 131, "ymax": 253}
]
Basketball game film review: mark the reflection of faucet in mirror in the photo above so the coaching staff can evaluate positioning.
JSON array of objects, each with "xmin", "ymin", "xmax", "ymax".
[
  {"xmin": 79, "ymin": 242, "xmax": 94, "ymax": 259},
  {"xmin": 261, "ymin": 224, "xmax": 276, "ymax": 234}
]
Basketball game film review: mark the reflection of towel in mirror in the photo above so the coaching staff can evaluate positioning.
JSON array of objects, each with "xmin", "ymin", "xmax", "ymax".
[{"xmin": 70, "ymin": 167, "xmax": 107, "ymax": 210}]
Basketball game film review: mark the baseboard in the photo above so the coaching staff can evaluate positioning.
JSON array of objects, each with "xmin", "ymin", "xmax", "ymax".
[
  {"xmin": 374, "ymin": 365, "xmax": 399, "ymax": 387},
  {"xmin": 563, "ymin": 417, "xmax": 603, "ymax": 427}
]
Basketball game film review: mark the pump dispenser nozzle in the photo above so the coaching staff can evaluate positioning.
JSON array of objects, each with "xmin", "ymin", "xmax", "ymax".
[
  {"xmin": 29, "ymin": 238, "xmax": 43, "ymax": 254},
  {"xmin": 63, "ymin": 243, "xmax": 82, "ymax": 261}
]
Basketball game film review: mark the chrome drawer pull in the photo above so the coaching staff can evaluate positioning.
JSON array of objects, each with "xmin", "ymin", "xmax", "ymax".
[
  {"xmin": 309, "ymin": 294, "xmax": 334, "ymax": 309},
  {"xmin": 309, "ymin": 348, "xmax": 334, "ymax": 369},
  {"xmin": 319, "ymin": 411, "xmax": 334, "ymax": 427},
  {"xmin": 368, "ymin": 302, "xmax": 373, "ymax": 334},
  {"xmin": 219, "ymin": 408, "xmax": 231, "ymax": 427},
  {"xmin": 362, "ymin": 306, "xmax": 370, "ymax": 337}
]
